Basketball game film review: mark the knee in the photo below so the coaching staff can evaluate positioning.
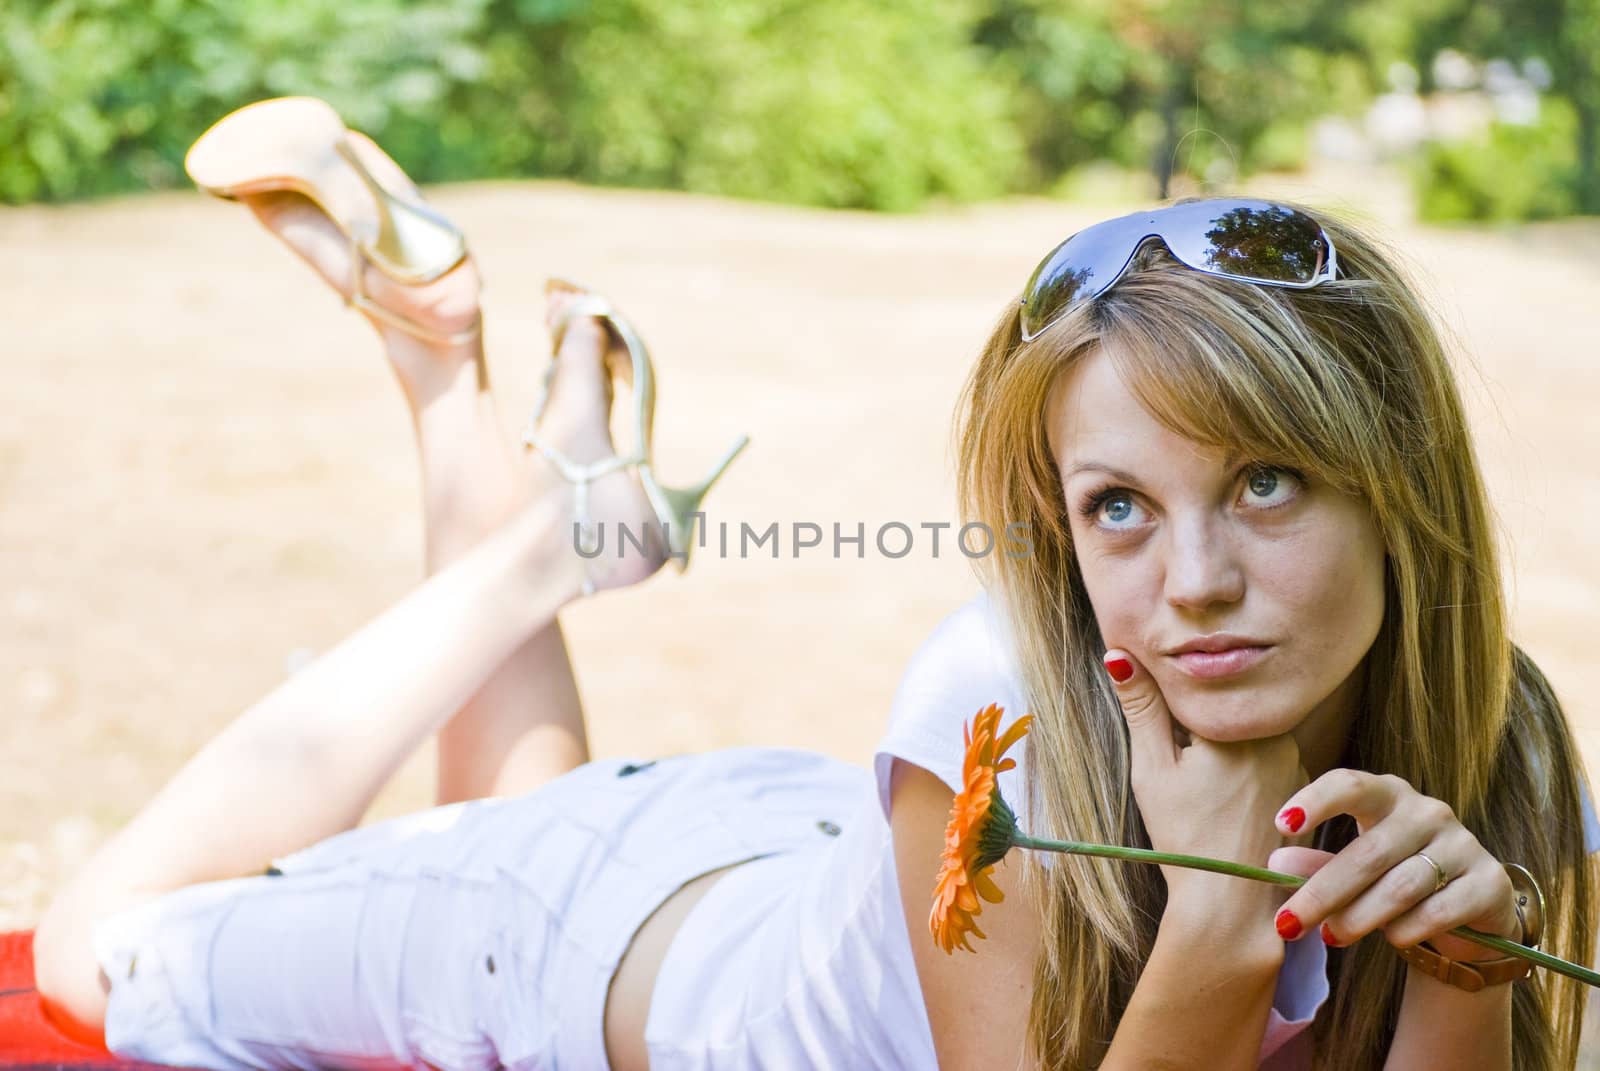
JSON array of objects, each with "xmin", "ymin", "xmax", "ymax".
[{"xmin": 33, "ymin": 899, "xmax": 111, "ymax": 1047}]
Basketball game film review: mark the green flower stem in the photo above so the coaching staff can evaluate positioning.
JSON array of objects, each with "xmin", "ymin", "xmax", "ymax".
[{"xmin": 1009, "ymin": 833, "xmax": 1600, "ymax": 989}]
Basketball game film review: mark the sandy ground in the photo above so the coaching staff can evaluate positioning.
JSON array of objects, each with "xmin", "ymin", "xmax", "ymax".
[{"xmin": 3, "ymin": 159, "xmax": 1599, "ymax": 1051}]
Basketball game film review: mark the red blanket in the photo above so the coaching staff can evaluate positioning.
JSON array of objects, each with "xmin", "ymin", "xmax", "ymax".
[{"xmin": 0, "ymin": 931, "xmax": 178, "ymax": 1070}]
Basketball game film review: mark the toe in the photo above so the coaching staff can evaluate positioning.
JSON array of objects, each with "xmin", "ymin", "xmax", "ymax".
[
  {"xmin": 557, "ymin": 317, "xmax": 610, "ymax": 365},
  {"xmin": 544, "ymin": 291, "xmax": 607, "ymax": 362},
  {"xmin": 544, "ymin": 288, "xmax": 574, "ymax": 331}
]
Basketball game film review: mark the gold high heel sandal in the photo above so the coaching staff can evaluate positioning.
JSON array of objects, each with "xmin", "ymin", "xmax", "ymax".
[
  {"xmin": 185, "ymin": 97, "xmax": 483, "ymax": 368},
  {"xmin": 524, "ymin": 278, "xmax": 750, "ymax": 595}
]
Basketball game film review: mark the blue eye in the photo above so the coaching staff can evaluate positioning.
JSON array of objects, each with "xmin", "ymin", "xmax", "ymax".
[
  {"xmin": 1242, "ymin": 465, "xmax": 1300, "ymax": 507},
  {"xmin": 1075, "ymin": 461, "xmax": 1299, "ymax": 528},
  {"xmin": 1079, "ymin": 489, "xmax": 1147, "ymax": 530}
]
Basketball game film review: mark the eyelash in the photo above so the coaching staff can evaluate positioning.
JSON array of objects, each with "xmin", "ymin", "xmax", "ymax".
[{"xmin": 1074, "ymin": 464, "xmax": 1306, "ymax": 525}]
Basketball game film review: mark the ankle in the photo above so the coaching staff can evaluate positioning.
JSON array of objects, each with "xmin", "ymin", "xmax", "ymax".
[
  {"xmin": 390, "ymin": 336, "xmax": 487, "ymax": 406},
  {"xmin": 505, "ymin": 495, "xmax": 593, "ymax": 607},
  {"xmin": 359, "ymin": 263, "xmax": 483, "ymax": 346},
  {"xmin": 414, "ymin": 385, "xmax": 527, "ymax": 568}
]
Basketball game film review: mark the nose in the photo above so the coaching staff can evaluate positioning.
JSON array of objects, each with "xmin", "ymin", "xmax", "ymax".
[{"xmin": 1162, "ymin": 514, "xmax": 1245, "ymax": 611}]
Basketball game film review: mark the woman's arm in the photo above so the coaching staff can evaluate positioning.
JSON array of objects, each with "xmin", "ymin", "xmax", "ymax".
[
  {"xmin": 1095, "ymin": 650, "xmax": 1309, "ymax": 1069},
  {"xmin": 1267, "ymin": 770, "xmax": 1528, "ymax": 1071},
  {"xmin": 1101, "ymin": 872, "xmax": 1287, "ymax": 1070},
  {"xmin": 1381, "ymin": 965, "xmax": 1512, "ymax": 1070},
  {"xmin": 892, "ymin": 760, "xmax": 1039, "ymax": 1070},
  {"xmin": 892, "ymin": 761, "xmax": 1287, "ymax": 1070}
]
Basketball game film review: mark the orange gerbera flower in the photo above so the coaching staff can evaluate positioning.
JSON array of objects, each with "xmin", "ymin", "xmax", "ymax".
[{"xmin": 929, "ymin": 702, "xmax": 1032, "ymax": 954}]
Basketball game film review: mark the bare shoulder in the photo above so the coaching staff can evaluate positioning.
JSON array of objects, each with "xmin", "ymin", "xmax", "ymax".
[{"xmin": 889, "ymin": 757, "xmax": 1040, "ymax": 1071}]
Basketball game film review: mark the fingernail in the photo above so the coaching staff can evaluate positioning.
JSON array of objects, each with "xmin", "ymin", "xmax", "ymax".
[
  {"xmin": 1275, "ymin": 908, "xmax": 1302, "ymax": 941},
  {"xmin": 1280, "ymin": 806, "xmax": 1305, "ymax": 833},
  {"xmin": 1321, "ymin": 923, "xmax": 1338, "ymax": 946},
  {"xmin": 1104, "ymin": 655, "xmax": 1134, "ymax": 684}
]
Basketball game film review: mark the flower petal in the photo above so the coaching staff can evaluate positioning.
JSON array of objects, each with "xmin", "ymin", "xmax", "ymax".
[{"xmin": 927, "ymin": 703, "xmax": 1032, "ymax": 954}]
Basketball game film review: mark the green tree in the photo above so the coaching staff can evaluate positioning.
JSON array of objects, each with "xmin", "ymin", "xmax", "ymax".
[
  {"xmin": 0, "ymin": 0, "xmax": 482, "ymax": 203},
  {"xmin": 1476, "ymin": 0, "xmax": 1600, "ymax": 212},
  {"xmin": 1350, "ymin": 0, "xmax": 1600, "ymax": 214},
  {"xmin": 974, "ymin": 0, "xmax": 1368, "ymax": 197},
  {"xmin": 0, "ymin": 0, "xmax": 1024, "ymax": 211},
  {"xmin": 428, "ymin": 0, "xmax": 1023, "ymax": 210}
]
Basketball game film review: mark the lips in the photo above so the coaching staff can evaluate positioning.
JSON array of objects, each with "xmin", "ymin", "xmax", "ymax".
[
  {"xmin": 1167, "ymin": 633, "xmax": 1272, "ymax": 655},
  {"xmin": 1171, "ymin": 645, "xmax": 1272, "ymax": 679}
]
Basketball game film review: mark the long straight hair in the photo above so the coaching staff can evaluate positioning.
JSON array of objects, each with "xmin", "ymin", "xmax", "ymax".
[{"xmin": 954, "ymin": 200, "xmax": 1598, "ymax": 1069}]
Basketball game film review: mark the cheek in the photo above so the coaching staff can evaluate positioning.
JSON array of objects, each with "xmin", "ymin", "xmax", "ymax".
[
  {"xmin": 1258, "ymin": 518, "xmax": 1387, "ymax": 668},
  {"xmin": 1074, "ymin": 543, "xmax": 1162, "ymax": 648}
]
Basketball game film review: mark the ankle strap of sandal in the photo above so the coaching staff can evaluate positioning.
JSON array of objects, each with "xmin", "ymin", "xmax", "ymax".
[
  {"xmin": 344, "ymin": 233, "xmax": 483, "ymax": 349},
  {"xmin": 524, "ymin": 428, "xmax": 647, "ymax": 597}
]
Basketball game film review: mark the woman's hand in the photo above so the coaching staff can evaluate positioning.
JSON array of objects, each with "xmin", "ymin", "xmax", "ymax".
[
  {"xmin": 1267, "ymin": 769, "xmax": 1522, "ymax": 962},
  {"xmin": 1104, "ymin": 649, "xmax": 1310, "ymax": 915}
]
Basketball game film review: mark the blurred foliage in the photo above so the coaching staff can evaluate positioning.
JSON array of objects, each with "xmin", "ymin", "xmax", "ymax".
[
  {"xmin": 973, "ymin": 0, "xmax": 1368, "ymax": 197},
  {"xmin": 422, "ymin": 0, "xmax": 1024, "ymax": 210},
  {"xmin": 1414, "ymin": 97, "xmax": 1579, "ymax": 221},
  {"xmin": 0, "ymin": 0, "xmax": 1595, "ymax": 215},
  {"xmin": 1456, "ymin": 0, "xmax": 1600, "ymax": 213},
  {"xmin": 0, "ymin": 0, "xmax": 1020, "ymax": 210},
  {"xmin": 0, "ymin": 0, "xmax": 485, "ymax": 202},
  {"xmin": 1344, "ymin": 0, "xmax": 1600, "ymax": 215}
]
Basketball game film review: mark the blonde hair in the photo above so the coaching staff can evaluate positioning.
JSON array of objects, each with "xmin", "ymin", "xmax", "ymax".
[{"xmin": 954, "ymin": 199, "xmax": 1598, "ymax": 1069}]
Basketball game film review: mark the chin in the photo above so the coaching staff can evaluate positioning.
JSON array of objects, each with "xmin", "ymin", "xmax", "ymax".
[{"xmin": 1166, "ymin": 683, "xmax": 1308, "ymax": 742}]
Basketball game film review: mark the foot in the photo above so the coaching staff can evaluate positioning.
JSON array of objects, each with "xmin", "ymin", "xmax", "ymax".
[
  {"xmin": 529, "ymin": 284, "xmax": 667, "ymax": 595},
  {"xmin": 240, "ymin": 132, "xmax": 482, "ymax": 399}
]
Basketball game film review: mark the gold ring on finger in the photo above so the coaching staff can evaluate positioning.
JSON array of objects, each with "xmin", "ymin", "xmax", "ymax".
[{"xmin": 1414, "ymin": 850, "xmax": 1450, "ymax": 893}]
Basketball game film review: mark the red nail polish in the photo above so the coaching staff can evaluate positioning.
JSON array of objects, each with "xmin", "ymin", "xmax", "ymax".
[
  {"xmin": 1275, "ymin": 909, "xmax": 1301, "ymax": 941},
  {"xmin": 1321, "ymin": 923, "xmax": 1337, "ymax": 946},
  {"xmin": 1105, "ymin": 657, "xmax": 1134, "ymax": 683},
  {"xmin": 1280, "ymin": 806, "xmax": 1305, "ymax": 833}
]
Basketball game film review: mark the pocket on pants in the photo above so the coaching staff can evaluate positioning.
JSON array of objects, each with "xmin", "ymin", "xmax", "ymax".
[
  {"xmin": 204, "ymin": 875, "xmax": 404, "ymax": 1060},
  {"xmin": 392, "ymin": 874, "xmax": 508, "ymax": 1071}
]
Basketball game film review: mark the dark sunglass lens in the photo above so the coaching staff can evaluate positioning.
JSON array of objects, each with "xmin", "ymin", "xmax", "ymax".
[
  {"xmin": 1019, "ymin": 221, "xmax": 1142, "ymax": 340},
  {"xmin": 1160, "ymin": 201, "xmax": 1328, "ymax": 284}
]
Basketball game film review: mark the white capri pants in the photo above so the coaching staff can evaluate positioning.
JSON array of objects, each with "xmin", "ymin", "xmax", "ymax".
[{"xmin": 91, "ymin": 749, "xmax": 850, "ymax": 1071}]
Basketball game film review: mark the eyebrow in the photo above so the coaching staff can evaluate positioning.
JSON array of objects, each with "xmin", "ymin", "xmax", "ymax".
[
  {"xmin": 1063, "ymin": 450, "xmax": 1244, "ymax": 485},
  {"xmin": 1062, "ymin": 461, "xmax": 1143, "ymax": 485}
]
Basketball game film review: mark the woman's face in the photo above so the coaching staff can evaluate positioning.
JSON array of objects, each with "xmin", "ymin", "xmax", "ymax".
[{"xmin": 1046, "ymin": 346, "xmax": 1387, "ymax": 772}]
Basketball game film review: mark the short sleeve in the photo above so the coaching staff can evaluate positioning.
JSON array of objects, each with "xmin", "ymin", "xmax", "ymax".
[
  {"xmin": 873, "ymin": 592, "xmax": 1030, "ymax": 821},
  {"xmin": 1523, "ymin": 726, "xmax": 1600, "ymax": 855},
  {"xmin": 1583, "ymin": 779, "xmax": 1600, "ymax": 854}
]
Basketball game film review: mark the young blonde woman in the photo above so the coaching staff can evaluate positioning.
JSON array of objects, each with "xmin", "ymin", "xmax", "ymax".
[
  {"xmin": 29, "ymin": 98, "xmax": 1600, "ymax": 1071},
  {"xmin": 939, "ymin": 199, "xmax": 1600, "ymax": 1070}
]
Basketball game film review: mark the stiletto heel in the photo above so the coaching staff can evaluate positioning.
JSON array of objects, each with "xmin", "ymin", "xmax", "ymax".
[
  {"xmin": 185, "ymin": 97, "xmax": 482, "ymax": 354},
  {"xmin": 645, "ymin": 434, "xmax": 751, "ymax": 571},
  {"xmin": 332, "ymin": 140, "xmax": 466, "ymax": 284},
  {"xmin": 524, "ymin": 278, "xmax": 750, "ymax": 593}
]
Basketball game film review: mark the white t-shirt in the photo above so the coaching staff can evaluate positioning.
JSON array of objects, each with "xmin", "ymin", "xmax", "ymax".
[
  {"xmin": 646, "ymin": 592, "xmax": 1600, "ymax": 1069},
  {"xmin": 646, "ymin": 594, "xmax": 1033, "ymax": 1068}
]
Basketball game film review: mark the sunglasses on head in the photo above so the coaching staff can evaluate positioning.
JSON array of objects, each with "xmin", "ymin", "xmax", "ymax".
[{"xmin": 1017, "ymin": 198, "xmax": 1338, "ymax": 342}]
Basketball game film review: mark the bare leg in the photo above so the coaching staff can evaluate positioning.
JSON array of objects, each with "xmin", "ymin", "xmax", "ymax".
[
  {"xmin": 241, "ymin": 172, "xmax": 636, "ymax": 804},
  {"xmin": 34, "ymin": 493, "xmax": 583, "ymax": 1040},
  {"xmin": 35, "ymin": 185, "xmax": 669, "ymax": 1039},
  {"xmin": 413, "ymin": 300, "xmax": 635, "ymax": 803}
]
